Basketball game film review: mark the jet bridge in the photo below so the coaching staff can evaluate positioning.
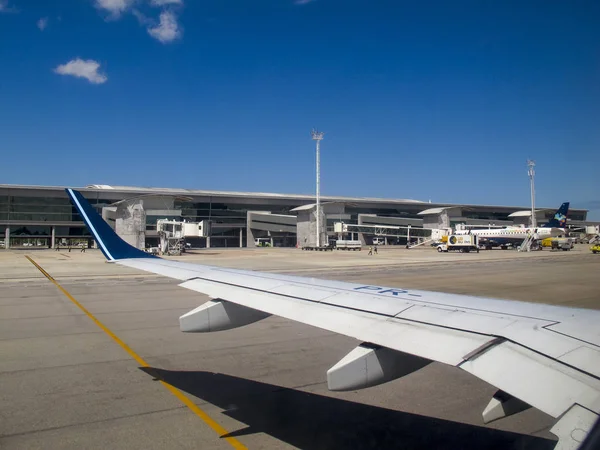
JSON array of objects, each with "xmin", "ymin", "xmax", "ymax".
[
  {"xmin": 334, "ymin": 222, "xmax": 434, "ymax": 247},
  {"xmin": 156, "ymin": 219, "xmax": 211, "ymax": 255},
  {"xmin": 586, "ymin": 226, "xmax": 600, "ymax": 244}
]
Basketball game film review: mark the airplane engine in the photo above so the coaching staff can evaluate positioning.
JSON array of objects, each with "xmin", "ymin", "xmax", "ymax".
[
  {"xmin": 179, "ymin": 299, "xmax": 270, "ymax": 332},
  {"xmin": 327, "ymin": 343, "xmax": 431, "ymax": 391}
]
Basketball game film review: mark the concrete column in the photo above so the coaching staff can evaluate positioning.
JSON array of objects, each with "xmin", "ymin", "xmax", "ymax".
[
  {"xmin": 246, "ymin": 212, "xmax": 256, "ymax": 248},
  {"xmin": 206, "ymin": 237, "xmax": 211, "ymax": 249},
  {"xmin": 357, "ymin": 216, "xmax": 366, "ymax": 245},
  {"xmin": 239, "ymin": 228, "xmax": 243, "ymax": 248},
  {"xmin": 4, "ymin": 226, "xmax": 9, "ymax": 249},
  {"xmin": 51, "ymin": 226, "xmax": 56, "ymax": 249}
]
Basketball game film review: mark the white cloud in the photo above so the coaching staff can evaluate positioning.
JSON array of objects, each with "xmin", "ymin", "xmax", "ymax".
[
  {"xmin": 132, "ymin": 8, "xmax": 152, "ymax": 25},
  {"xmin": 147, "ymin": 11, "xmax": 181, "ymax": 43},
  {"xmin": 94, "ymin": 0, "xmax": 182, "ymax": 17},
  {"xmin": 0, "ymin": 0, "xmax": 18, "ymax": 13},
  {"xmin": 54, "ymin": 58, "xmax": 108, "ymax": 84},
  {"xmin": 94, "ymin": 0, "xmax": 136, "ymax": 18},
  {"xmin": 150, "ymin": 0, "xmax": 182, "ymax": 6},
  {"xmin": 37, "ymin": 17, "xmax": 48, "ymax": 31},
  {"xmin": 91, "ymin": 0, "xmax": 184, "ymax": 43}
]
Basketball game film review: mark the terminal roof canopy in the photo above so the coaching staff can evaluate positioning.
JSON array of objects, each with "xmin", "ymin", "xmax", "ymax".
[
  {"xmin": 508, "ymin": 210, "xmax": 540, "ymax": 218},
  {"xmin": 418, "ymin": 206, "xmax": 460, "ymax": 215},
  {"xmin": 508, "ymin": 207, "xmax": 570, "ymax": 218},
  {"xmin": 290, "ymin": 202, "xmax": 347, "ymax": 212},
  {"xmin": 83, "ymin": 185, "xmax": 426, "ymax": 203}
]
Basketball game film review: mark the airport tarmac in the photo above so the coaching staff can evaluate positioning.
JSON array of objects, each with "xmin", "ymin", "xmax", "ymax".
[{"xmin": 1, "ymin": 246, "xmax": 598, "ymax": 449}]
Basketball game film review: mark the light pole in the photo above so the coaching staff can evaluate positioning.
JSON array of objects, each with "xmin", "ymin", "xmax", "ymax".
[
  {"xmin": 527, "ymin": 159, "xmax": 536, "ymax": 228},
  {"xmin": 311, "ymin": 129, "xmax": 325, "ymax": 247}
]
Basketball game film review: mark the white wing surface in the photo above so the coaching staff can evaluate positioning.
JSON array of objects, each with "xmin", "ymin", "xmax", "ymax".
[{"xmin": 118, "ymin": 258, "xmax": 600, "ymax": 448}]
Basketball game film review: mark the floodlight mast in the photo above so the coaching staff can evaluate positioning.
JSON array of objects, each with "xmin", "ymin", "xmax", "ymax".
[
  {"xmin": 311, "ymin": 129, "xmax": 325, "ymax": 247},
  {"xmin": 527, "ymin": 159, "xmax": 536, "ymax": 228}
]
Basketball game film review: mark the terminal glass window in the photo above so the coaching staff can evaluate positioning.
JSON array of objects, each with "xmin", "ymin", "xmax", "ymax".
[{"xmin": 7, "ymin": 196, "xmax": 73, "ymax": 222}]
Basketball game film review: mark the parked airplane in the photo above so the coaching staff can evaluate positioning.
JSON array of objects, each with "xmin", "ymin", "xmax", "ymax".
[
  {"xmin": 66, "ymin": 190, "xmax": 597, "ymax": 449},
  {"xmin": 456, "ymin": 202, "xmax": 569, "ymax": 248}
]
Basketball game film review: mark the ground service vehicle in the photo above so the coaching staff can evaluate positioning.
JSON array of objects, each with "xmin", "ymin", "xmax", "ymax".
[
  {"xmin": 335, "ymin": 240, "xmax": 362, "ymax": 250},
  {"xmin": 591, "ymin": 244, "xmax": 600, "ymax": 254},
  {"xmin": 254, "ymin": 238, "xmax": 271, "ymax": 247},
  {"xmin": 437, "ymin": 235, "xmax": 479, "ymax": 253},
  {"xmin": 543, "ymin": 238, "xmax": 574, "ymax": 251}
]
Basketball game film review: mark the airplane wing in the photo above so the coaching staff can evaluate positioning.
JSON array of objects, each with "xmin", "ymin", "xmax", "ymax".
[{"xmin": 67, "ymin": 189, "xmax": 600, "ymax": 449}]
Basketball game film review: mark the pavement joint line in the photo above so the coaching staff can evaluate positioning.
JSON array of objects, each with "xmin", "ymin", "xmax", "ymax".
[
  {"xmin": 0, "ymin": 357, "xmax": 137, "ymax": 375},
  {"xmin": 0, "ymin": 405, "xmax": 187, "ymax": 439},
  {"xmin": 0, "ymin": 306, "xmax": 192, "ymax": 320},
  {"xmin": 0, "ymin": 323, "xmax": 185, "ymax": 342},
  {"xmin": 24, "ymin": 255, "xmax": 249, "ymax": 450}
]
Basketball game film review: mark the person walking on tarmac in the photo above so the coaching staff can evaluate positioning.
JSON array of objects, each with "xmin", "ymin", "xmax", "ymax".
[
  {"xmin": 373, "ymin": 245, "xmax": 378, "ymax": 255},
  {"xmin": 368, "ymin": 246, "xmax": 373, "ymax": 256}
]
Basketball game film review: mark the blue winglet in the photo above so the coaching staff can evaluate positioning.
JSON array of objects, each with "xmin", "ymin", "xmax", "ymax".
[{"xmin": 65, "ymin": 188, "xmax": 157, "ymax": 261}]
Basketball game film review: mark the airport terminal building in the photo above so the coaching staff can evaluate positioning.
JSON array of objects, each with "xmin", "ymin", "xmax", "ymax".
[{"xmin": 0, "ymin": 184, "xmax": 590, "ymax": 249}]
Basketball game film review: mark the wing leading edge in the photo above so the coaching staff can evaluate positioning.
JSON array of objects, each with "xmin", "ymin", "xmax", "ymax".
[{"xmin": 67, "ymin": 189, "xmax": 600, "ymax": 449}]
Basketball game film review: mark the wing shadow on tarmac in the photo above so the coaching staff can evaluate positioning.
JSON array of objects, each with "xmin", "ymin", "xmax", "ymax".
[{"xmin": 140, "ymin": 367, "xmax": 555, "ymax": 450}]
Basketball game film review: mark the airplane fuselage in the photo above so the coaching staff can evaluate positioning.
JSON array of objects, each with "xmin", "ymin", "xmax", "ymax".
[{"xmin": 456, "ymin": 226, "xmax": 564, "ymax": 245}]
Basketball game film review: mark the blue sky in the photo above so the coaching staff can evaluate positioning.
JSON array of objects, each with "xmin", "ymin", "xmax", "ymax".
[{"xmin": 1, "ymin": 0, "xmax": 599, "ymax": 218}]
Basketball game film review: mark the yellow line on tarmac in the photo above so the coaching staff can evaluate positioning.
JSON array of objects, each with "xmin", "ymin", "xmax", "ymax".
[{"xmin": 25, "ymin": 255, "xmax": 248, "ymax": 450}]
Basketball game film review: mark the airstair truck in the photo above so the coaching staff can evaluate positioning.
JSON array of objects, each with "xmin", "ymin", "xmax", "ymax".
[{"xmin": 437, "ymin": 235, "xmax": 479, "ymax": 253}]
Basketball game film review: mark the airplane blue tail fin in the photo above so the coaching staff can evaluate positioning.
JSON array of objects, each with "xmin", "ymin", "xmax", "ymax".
[
  {"xmin": 65, "ymin": 189, "xmax": 157, "ymax": 261},
  {"xmin": 543, "ymin": 202, "xmax": 569, "ymax": 228}
]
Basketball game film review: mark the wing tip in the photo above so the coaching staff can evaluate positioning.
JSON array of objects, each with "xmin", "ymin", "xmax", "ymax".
[{"xmin": 65, "ymin": 188, "xmax": 157, "ymax": 261}]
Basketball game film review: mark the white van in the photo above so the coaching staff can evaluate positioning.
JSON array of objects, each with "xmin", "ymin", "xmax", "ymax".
[
  {"xmin": 372, "ymin": 237, "xmax": 385, "ymax": 245},
  {"xmin": 254, "ymin": 238, "xmax": 271, "ymax": 247}
]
